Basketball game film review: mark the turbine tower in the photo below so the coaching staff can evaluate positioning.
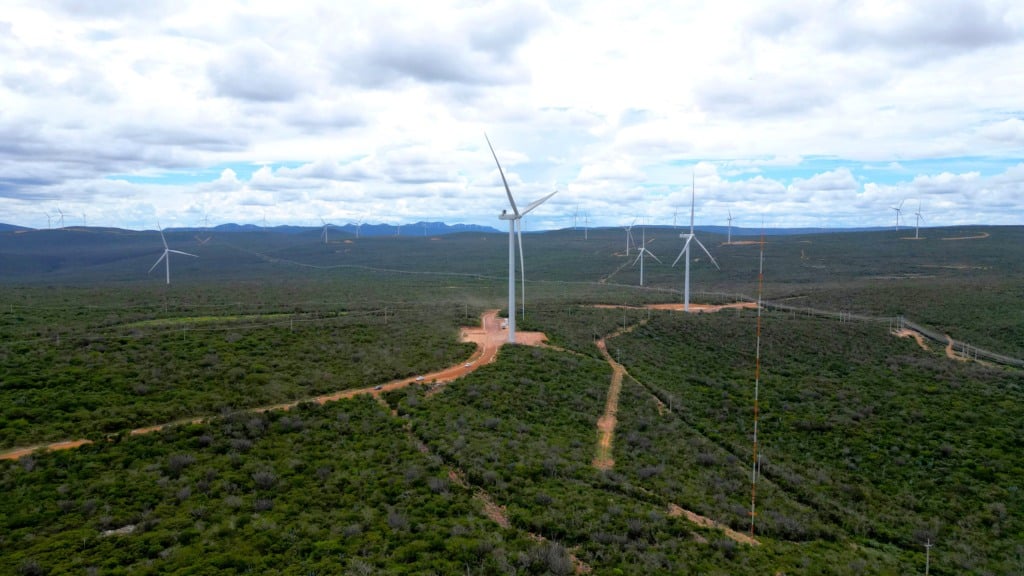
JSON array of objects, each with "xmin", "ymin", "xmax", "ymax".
[
  {"xmin": 623, "ymin": 219, "xmax": 637, "ymax": 256},
  {"xmin": 632, "ymin": 226, "xmax": 661, "ymax": 286},
  {"xmin": 320, "ymin": 218, "xmax": 331, "ymax": 244},
  {"xmin": 149, "ymin": 224, "xmax": 198, "ymax": 285},
  {"xmin": 726, "ymin": 210, "xmax": 734, "ymax": 244},
  {"xmin": 914, "ymin": 202, "xmax": 924, "ymax": 239},
  {"xmin": 672, "ymin": 175, "xmax": 720, "ymax": 311},
  {"xmin": 486, "ymin": 134, "xmax": 556, "ymax": 343},
  {"xmin": 892, "ymin": 199, "xmax": 905, "ymax": 231}
]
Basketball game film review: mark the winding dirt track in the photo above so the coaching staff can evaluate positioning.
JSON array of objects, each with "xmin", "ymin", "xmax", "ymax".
[
  {"xmin": 667, "ymin": 504, "xmax": 759, "ymax": 546},
  {"xmin": 893, "ymin": 329, "xmax": 930, "ymax": 351},
  {"xmin": 0, "ymin": 310, "xmax": 546, "ymax": 461},
  {"xmin": 593, "ymin": 336, "xmax": 628, "ymax": 470},
  {"xmin": 591, "ymin": 304, "xmax": 761, "ymax": 546}
]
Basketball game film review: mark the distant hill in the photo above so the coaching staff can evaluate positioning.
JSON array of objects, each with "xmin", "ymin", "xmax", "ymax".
[{"xmin": 165, "ymin": 221, "xmax": 500, "ymax": 237}]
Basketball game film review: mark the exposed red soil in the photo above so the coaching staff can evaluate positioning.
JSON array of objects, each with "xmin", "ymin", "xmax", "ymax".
[
  {"xmin": 0, "ymin": 439, "xmax": 94, "ymax": 460},
  {"xmin": 593, "ymin": 339, "xmax": 625, "ymax": 470},
  {"xmin": 945, "ymin": 334, "xmax": 968, "ymax": 361},
  {"xmin": 591, "ymin": 319, "xmax": 648, "ymax": 470},
  {"xmin": 893, "ymin": 329, "xmax": 930, "ymax": 351},
  {"xmin": 0, "ymin": 310, "xmax": 547, "ymax": 461},
  {"xmin": 667, "ymin": 504, "xmax": 760, "ymax": 546}
]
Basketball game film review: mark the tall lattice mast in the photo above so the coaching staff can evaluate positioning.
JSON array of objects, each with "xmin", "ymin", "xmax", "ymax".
[{"xmin": 749, "ymin": 230, "xmax": 765, "ymax": 536}]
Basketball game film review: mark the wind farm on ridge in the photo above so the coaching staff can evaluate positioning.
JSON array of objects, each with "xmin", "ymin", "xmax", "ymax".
[{"xmin": 1, "ymin": 141, "xmax": 1022, "ymax": 575}]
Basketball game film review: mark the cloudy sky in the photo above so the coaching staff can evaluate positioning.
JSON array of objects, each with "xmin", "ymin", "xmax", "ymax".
[{"xmin": 2, "ymin": 0, "xmax": 1022, "ymax": 231}]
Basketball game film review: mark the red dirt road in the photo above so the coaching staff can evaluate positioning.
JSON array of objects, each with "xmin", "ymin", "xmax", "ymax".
[
  {"xmin": 667, "ymin": 504, "xmax": 759, "ymax": 546},
  {"xmin": 0, "ymin": 310, "xmax": 546, "ymax": 461}
]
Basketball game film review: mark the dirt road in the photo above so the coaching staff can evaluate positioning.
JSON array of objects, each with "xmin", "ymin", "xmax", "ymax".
[
  {"xmin": 1, "ymin": 310, "xmax": 547, "ymax": 461},
  {"xmin": 893, "ymin": 329, "xmax": 930, "ymax": 351},
  {"xmin": 593, "ymin": 337, "xmax": 625, "ymax": 470},
  {"xmin": 667, "ymin": 504, "xmax": 759, "ymax": 546}
]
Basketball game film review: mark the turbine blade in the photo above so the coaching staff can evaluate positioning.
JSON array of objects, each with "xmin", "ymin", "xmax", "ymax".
[
  {"xmin": 159, "ymin": 226, "xmax": 168, "ymax": 249},
  {"xmin": 632, "ymin": 251, "xmax": 643, "ymax": 266},
  {"xmin": 517, "ymin": 219, "xmax": 526, "ymax": 317},
  {"xmin": 520, "ymin": 190, "xmax": 557, "ymax": 216},
  {"xmin": 693, "ymin": 236, "xmax": 721, "ymax": 270},
  {"xmin": 648, "ymin": 250, "xmax": 662, "ymax": 264},
  {"xmin": 690, "ymin": 175, "xmax": 696, "ymax": 233},
  {"xmin": 168, "ymin": 249, "xmax": 198, "ymax": 257},
  {"xmin": 485, "ymin": 133, "xmax": 518, "ymax": 216},
  {"xmin": 149, "ymin": 252, "xmax": 167, "ymax": 274},
  {"xmin": 672, "ymin": 236, "xmax": 693, "ymax": 267}
]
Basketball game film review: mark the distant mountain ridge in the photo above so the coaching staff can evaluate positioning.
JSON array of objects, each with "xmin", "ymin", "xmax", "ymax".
[{"xmin": 171, "ymin": 221, "xmax": 500, "ymax": 236}]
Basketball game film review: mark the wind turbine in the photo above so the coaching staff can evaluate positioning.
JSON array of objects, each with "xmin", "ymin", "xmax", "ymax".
[
  {"xmin": 892, "ymin": 199, "xmax": 904, "ymax": 231},
  {"xmin": 43, "ymin": 212, "xmax": 51, "ymax": 229},
  {"xmin": 81, "ymin": 212, "xmax": 87, "ymax": 227},
  {"xmin": 623, "ymin": 219, "xmax": 637, "ymax": 256},
  {"xmin": 726, "ymin": 210, "xmax": 734, "ymax": 244},
  {"xmin": 149, "ymin": 224, "xmax": 198, "ymax": 285},
  {"xmin": 632, "ymin": 226, "xmax": 661, "ymax": 286},
  {"xmin": 573, "ymin": 204, "xmax": 579, "ymax": 230},
  {"xmin": 914, "ymin": 202, "xmax": 924, "ymax": 239},
  {"xmin": 486, "ymin": 134, "xmax": 556, "ymax": 343},
  {"xmin": 320, "ymin": 218, "xmax": 331, "ymax": 244},
  {"xmin": 56, "ymin": 207, "xmax": 65, "ymax": 229},
  {"xmin": 195, "ymin": 213, "xmax": 212, "ymax": 245},
  {"xmin": 672, "ymin": 174, "xmax": 720, "ymax": 311},
  {"xmin": 584, "ymin": 212, "xmax": 589, "ymax": 240}
]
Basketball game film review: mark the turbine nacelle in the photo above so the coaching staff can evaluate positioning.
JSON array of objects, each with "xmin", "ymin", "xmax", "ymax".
[{"xmin": 486, "ymin": 133, "xmax": 556, "ymax": 343}]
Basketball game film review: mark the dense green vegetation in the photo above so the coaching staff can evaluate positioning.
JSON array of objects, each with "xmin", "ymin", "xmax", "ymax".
[
  {"xmin": 1, "ymin": 225, "xmax": 1021, "ymax": 573},
  {"xmin": 0, "ymin": 296, "xmax": 474, "ymax": 446},
  {"xmin": 607, "ymin": 310, "xmax": 1023, "ymax": 574},
  {"xmin": 1, "ymin": 397, "xmax": 563, "ymax": 574}
]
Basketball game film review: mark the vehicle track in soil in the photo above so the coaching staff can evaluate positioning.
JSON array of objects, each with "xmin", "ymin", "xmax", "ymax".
[
  {"xmin": 591, "ymin": 304, "xmax": 761, "ymax": 545},
  {"xmin": 1, "ymin": 310, "xmax": 547, "ymax": 461}
]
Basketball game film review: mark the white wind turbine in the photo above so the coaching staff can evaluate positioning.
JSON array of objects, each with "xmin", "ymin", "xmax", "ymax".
[
  {"xmin": 486, "ymin": 134, "xmax": 556, "ymax": 343},
  {"xmin": 726, "ymin": 210, "xmax": 734, "ymax": 244},
  {"xmin": 672, "ymin": 175, "xmax": 720, "ymax": 311},
  {"xmin": 149, "ymin": 224, "xmax": 198, "ymax": 285},
  {"xmin": 56, "ymin": 207, "xmax": 65, "ymax": 229},
  {"xmin": 623, "ymin": 219, "xmax": 637, "ymax": 256},
  {"xmin": 632, "ymin": 226, "xmax": 661, "ymax": 286},
  {"xmin": 43, "ymin": 212, "xmax": 51, "ymax": 229},
  {"xmin": 320, "ymin": 218, "xmax": 331, "ymax": 244},
  {"xmin": 914, "ymin": 202, "xmax": 925, "ymax": 239},
  {"xmin": 892, "ymin": 199, "xmax": 904, "ymax": 231}
]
